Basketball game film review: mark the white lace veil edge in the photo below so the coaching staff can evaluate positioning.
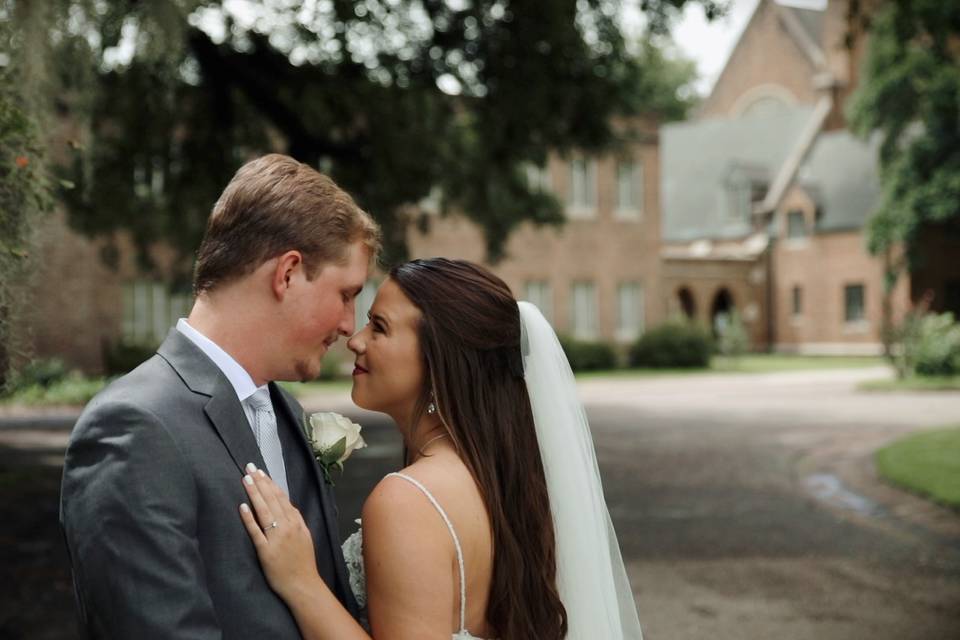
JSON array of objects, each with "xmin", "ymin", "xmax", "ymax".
[{"xmin": 518, "ymin": 301, "xmax": 643, "ymax": 640}]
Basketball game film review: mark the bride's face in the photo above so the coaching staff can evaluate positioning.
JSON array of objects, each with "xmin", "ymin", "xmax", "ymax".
[{"xmin": 347, "ymin": 279, "xmax": 426, "ymax": 421}]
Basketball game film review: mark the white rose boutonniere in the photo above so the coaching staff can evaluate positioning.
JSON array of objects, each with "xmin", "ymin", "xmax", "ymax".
[{"xmin": 304, "ymin": 412, "xmax": 367, "ymax": 485}]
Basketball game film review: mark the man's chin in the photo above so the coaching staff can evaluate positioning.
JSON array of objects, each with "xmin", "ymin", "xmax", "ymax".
[{"xmin": 293, "ymin": 359, "xmax": 323, "ymax": 383}]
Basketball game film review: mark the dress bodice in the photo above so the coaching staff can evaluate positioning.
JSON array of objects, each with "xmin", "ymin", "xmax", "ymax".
[{"xmin": 341, "ymin": 472, "xmax": 491, "ymax": 640}]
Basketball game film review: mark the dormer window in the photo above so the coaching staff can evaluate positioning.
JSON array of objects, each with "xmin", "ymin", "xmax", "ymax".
[{"xmin": 786, "ymin": 209, "xmax": 807, "ymax": 238}]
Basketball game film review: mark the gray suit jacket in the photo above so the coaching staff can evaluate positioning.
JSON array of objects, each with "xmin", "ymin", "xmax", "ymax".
[{"xmin": 60, "ymin": 329, "xmax": 359, "ymax": 638}]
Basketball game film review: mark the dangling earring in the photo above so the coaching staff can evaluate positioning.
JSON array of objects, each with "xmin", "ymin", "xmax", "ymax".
[{"xmin": 427, "ymin": 391, "xmax": 437, "ymax": 415}]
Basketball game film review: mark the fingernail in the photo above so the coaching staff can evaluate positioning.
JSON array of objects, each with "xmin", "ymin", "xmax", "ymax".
[
  {"xmin": 246, "ymin": 462, "xmax": 257, "ymax": 473},
  {"xmin": 258, "ymin": 469, "xmax": 267, "ymax": 477},
  {"xmin": 244, "ymin": 475, "xmax": 254, "ymax": 486},
  {"xmin": 240, "ymin": 503, "xmax": 250, "ymax": 513}
]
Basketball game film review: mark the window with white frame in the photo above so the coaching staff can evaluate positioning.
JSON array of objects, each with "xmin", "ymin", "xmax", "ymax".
[
  {"xmin": 122, "ymin": 281, "xmax": 193, "ymax": 344},
  {"xmin": 844, "ymin": 284, "xmax": 865, "ymax": 323},
  {"xmin": 616, "ymin": 282, "xmax": 644, "ymax": 341},
  {"xmin": 568, "ymin": 157, "xmax": 596, "ymax": 216},
  {"xmin": 786, "ymin": 210, "xmax": 807, "ymax": 239},
  {"xmin": 570, "ymin": 281, "xmax": 598, "ymax": 339},
  {"xmin": 525, "ymin": 163, "xmax": 551, "ymax": 193},
  {"xmin": 615, "ymin": 160, "xmax": 643, "ymax": 219},
  {"xmin": 525, "ymin": 280, "xmax": 553, "ymax": 323}
]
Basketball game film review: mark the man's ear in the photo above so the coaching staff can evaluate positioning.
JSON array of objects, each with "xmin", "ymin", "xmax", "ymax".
[{"xmin": 271, "ymin": 251, "xmax": 304, "ymax": 299}]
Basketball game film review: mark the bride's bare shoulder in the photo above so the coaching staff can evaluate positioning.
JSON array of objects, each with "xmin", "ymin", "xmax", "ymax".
[{"xmin": 362, "ymin": 453, "xmax": 475, "ymax": 530}]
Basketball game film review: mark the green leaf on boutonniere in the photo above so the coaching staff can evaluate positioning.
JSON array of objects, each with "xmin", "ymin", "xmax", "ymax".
[{"xmin": 320, "ymin": 436, "xmax": 347, "ymax": 467}]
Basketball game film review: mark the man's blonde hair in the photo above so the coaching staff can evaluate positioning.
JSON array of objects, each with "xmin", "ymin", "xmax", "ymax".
[{"xmin": 193, "ymin": 154, "xmax": 381, "ymax": 295}]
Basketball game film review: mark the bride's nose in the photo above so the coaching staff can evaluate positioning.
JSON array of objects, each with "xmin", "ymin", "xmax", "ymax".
[{"xmin": 347, "ymin": 331, "xmax": 365, "ymax": 354}]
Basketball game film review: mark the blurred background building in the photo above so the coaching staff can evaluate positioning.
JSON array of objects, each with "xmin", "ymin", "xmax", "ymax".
[{"xmin": 13, "ymin": 0, "xmax": 960, "ymax": 373}]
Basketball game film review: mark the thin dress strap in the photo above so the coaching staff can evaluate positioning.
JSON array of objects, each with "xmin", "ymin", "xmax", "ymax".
[{"xmin": 387, "ymin": 472, "xmax": 468, "ymax": 634}]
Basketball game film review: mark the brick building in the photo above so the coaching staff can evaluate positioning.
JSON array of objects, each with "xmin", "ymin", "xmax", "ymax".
[{"xmin": 661, "ymin": 0, "xmax": 958, "ymax": 354}]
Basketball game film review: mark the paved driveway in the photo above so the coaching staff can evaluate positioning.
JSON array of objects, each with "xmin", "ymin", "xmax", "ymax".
[{"xmin": 1, "ymin": 366, "xmax": 958, "ymax": 639}]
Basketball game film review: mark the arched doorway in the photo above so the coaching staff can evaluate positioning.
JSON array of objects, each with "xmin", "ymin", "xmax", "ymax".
[
  {"xmin": 711, "ymin": 288, "xmax": 734, "ymax": 336},
  {"xmin": 677, "ymin": 287, "xmax": 697, "ymax": 320}
]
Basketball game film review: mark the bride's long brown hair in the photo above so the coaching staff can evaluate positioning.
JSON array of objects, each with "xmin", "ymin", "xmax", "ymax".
[{"xmin": 390, "ymin": 258, "xmax": 567, "ymax": 640}]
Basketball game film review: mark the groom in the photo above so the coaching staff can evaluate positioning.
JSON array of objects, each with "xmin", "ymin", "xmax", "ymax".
[{"xmin": 60, "ymin": 154, "xmax": 381, "ymax": 638}]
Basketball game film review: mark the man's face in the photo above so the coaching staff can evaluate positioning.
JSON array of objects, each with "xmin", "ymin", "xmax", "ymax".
[{"xmin": 280, "ymin": 241, "xmax": 371, "ymax": 382}]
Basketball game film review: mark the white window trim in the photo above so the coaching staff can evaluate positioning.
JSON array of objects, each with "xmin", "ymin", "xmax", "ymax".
[
  {"xmin": 571, "ymin": 282, "xmax": 599, "ymax": 340},
  {"xmin": 567, "ymin": 157, "xmax": 597, "ymax": 219},
  {"xmin": 614, "ymin": 161, "xmax": 643, "ymax": 221}
]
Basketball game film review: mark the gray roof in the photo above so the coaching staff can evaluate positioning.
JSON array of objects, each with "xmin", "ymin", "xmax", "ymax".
[
  {"xmin": 661, "ymin": 106, "xmax": 815, "ymax": 241},
  {"xmin": 801, "ymin": 129, "xmax": 881, "ymax": 232}
]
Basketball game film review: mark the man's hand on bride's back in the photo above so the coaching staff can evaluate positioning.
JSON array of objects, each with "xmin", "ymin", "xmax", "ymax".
[{"xmin": 239, "ymin": 463, "xmax": 325, "ymax": 602}]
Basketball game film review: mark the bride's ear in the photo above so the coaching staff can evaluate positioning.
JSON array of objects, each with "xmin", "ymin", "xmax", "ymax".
[{"xmin": 271, "ymin": 251, "xmax": 304, "ymax": 299}]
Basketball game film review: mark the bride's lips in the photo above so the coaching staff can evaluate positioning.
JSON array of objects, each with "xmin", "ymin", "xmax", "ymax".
[{"xmin": 352, "ymin": 364, "xmax": 369, "ymax": 376}]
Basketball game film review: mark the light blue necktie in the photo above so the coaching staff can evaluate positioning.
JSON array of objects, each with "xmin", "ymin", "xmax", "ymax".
[{"xmin": 245, "ymin": 388, "xmax": 289, "ymax": 497}]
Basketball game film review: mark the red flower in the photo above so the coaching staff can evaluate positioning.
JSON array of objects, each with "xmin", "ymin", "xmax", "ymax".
[{"xmin": 15, "ymin": 156, "xmax": 29, "ymax": 168}]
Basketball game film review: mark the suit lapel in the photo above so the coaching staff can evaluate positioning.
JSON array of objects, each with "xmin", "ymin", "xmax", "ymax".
[
  {"xmin": 272, "ymin": 383, "xmax": 360, "ymax": 618},
  {"xmin": 157, "ymin": 329, "xmax": 265, "ymax": 475},
  {"xmin": 205, "ymin": 380, "xmax": 267, "ymax": 475}
]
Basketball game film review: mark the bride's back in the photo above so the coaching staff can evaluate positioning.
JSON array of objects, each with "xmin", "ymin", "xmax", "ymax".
[{"xmin": 400, "ymin": 448, "xmax": 494, "ymax": 636}]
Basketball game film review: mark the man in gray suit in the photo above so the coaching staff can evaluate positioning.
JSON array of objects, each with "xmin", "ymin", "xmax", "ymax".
[{"xmin": 60, "ymin": 154, "xmax": 381, "ymax": 638}]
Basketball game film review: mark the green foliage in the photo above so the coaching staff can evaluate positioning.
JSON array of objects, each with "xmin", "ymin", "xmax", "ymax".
[
  {"xmin": 102, "ymin": 340, "xmax": 157, "ymax": 376},
  {"xmin": 913, "ymin": 312, "xmax": 960, "ymax": 377},
  {"xmin": 0, "ymin": 1, "xmax": 54, "ymax": 385},
  {"xmin": 558, "ymin": 336, "xmax": 617, "ymax": 372},
  {"xmin": 891, "ymin": 307, "xmax": 927, "ymax": 378},
  {"xmin": 7, "ymin": 357, "xmax": 69, "ymax": 391},
  {"xmin": 35, "ymin": 0, "xmax": 710, "ymax": 272},
  {"xmin": 629, "ymin": 319, "xmax": 712, "ymax": 368},
  {"xmin": 2, "ymin": 372, "xmax": 107, "ymax": 406},
  {"xmin": 715, "ymin": 310, "xmax": 749, "ymax": 359},
  {"xmin": 847, "ymin": 1, "xmax": 960, "ymax": 271}
]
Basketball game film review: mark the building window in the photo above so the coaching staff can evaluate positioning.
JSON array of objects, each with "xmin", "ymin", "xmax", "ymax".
[
  {"xmin": 617, "ymin": 282, "xmax": 644, "ymax": 341},
  {"xmin": 844, "ymin": 284, "xmax": 865, "ymax": 323},
  {"xmin": 568, "ymin": 157, "xmax": 596, "ymax": 217},
  {"xmin": 786, "ymin": 210, "xmax": 807, "ymax": 239},
  {"xmin": 525, "ymin": 163, "xmax": 551, "ymax": 193},
  {"xmin": 418, "ymin": 185, "xmax": 442, "ymax": 215},
  {"xmin": 792, "ymin": 285, "xmax": 803, "ymax": 317},
  {"xmin": 615, "ymin": 160, "xmax": 643, "ymax": 219},
  {"xmin": 123, "ymin": 282, "xmax": 193, "ymax": 344},
  {"xmin": 525, "ymin": 280, "xmax": 553, "ymax": 323},
  {"xmin": 570, "ymin": 281, "xmax": 598, "ymax": 339}
]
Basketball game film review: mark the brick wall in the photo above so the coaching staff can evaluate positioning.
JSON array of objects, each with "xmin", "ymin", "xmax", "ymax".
[
  {"xmin": 407, "ymin": 132, "xmax": 663, "ymax": 346},
  {"xmin": 771, "ymin": 189, "xmax": 910, "ymax": 353},
  {"xmin": 698, "ymin": 0, "xmax": 820, "ymax": 119}
]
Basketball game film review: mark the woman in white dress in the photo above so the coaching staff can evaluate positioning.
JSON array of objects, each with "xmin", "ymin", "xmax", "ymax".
[{"xmin": 238, "ymin": 258, "xmax": 642, "ymax": 640}]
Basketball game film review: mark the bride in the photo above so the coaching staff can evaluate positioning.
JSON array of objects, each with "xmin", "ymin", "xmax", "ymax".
[{"xmin": 238, "ymin": 258, "xmax": 643, "ymax": 639}]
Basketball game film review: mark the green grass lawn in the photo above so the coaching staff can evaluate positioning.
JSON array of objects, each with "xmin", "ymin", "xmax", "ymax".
[
  {"xmin": 859, "ymin": 375, "xmax": 960, "ymax": 392},
  {"xmin": 875, "ymin": 426, "xmax": 960, "ymax": 510}
]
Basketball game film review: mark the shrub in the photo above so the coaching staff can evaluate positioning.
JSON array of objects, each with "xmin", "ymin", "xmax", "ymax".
[
  {"xmin": 716, "ymin": 310, "xmax": 750, "ymax": 359},
  {"xmin": 629, "ymin": 320, "xmax": 713, "ymax": 368},
  {"xmin": 8, "ymin": 357, "xmax": 69, "ymax": 391},
  {"xmin": 913, "ymin": 312, "xmax": 960, "ymax": 377},
  {"xmin": 7, "ymin": 373, "xmax": 107, "ymax": 406},
  {"xmin": 558, "ymin": 336, "xmax": 617, "ymax": 372},
  {"xmin": 103, "ymin": 340, "xmax": 157, "ymax": 376}
]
